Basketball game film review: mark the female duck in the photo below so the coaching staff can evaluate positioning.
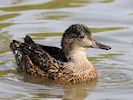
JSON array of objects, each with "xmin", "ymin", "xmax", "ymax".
[{"xmin": 10, "ymin": 24, "xmax": 111, "ymax": 83}]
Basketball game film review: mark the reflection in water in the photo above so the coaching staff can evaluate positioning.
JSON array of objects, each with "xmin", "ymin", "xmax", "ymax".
[
  {"xmin": 0, "ymin": 70, "xmax": 15, "ymax": 77},
  {"xmin": 20, "ymin": 73, "xmax": 97, "ymax": 100},
  {"xmin": 0, "ymin": 23, "xmax": 14, "ymax": 29},
  {"xmin": 0, "ymin": 13, "xmax": 20, "ymax": 30},
  {"xmin": 38, "ymin": 12, "xmax": 72, "ymax": 20},
  {"xmin": 0, "ymin": 0, "xmax": 89, "ymax": 11},
  {"xmin": 11, "ymin": 0, "xmax": 25, "ymax": 5},
  {"xmin": 98, "ymin": 53, "xmax": 123, "ymax": 59},
  {"xmin": 0, "ymin": 13, "xmax": 20, "ymax": 21},
  {"xmin": 0, "ymin": 32, "xmax": 11, "ymax": 54},
  {"xmin": 98, "ymin": 0, "xmax": 114, "ymax": 3}
]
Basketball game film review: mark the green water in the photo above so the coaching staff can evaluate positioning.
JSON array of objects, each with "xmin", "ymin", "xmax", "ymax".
[{"xmin": 0, "ymin": 0, "xmax": 133, "ymax": 99}]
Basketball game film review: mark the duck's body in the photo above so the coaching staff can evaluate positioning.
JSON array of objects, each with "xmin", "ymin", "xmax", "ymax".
[{"xmin": 10, "ymin": 24, "xmax": 111, "ymax": 83}]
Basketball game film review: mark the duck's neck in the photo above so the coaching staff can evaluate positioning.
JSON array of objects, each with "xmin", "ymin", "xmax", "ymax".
[{"xmin": 65, "ymin": 48, "xmax": 93, "ymax": 67}]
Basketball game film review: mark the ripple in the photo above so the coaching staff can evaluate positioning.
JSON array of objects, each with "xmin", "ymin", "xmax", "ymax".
[{"xmin": 98, "ymin": 67, "xmax": 133, "ymax": 88}]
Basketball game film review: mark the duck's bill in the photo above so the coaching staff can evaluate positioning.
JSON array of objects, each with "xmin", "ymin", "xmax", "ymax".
[{"xmin": 90, "ymin": 40, "xmax": 111, "ymax": 50}]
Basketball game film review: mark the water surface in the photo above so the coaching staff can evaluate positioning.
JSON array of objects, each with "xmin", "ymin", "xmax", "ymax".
[{"xmin": 0, "ymin": 0, "xmax": 133, "ymax": 100}]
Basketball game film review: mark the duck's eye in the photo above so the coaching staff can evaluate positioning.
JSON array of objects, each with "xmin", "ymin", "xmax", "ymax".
[{"xmin": 79, "ymin": 35, "xmax": 84, "ymax": 39}]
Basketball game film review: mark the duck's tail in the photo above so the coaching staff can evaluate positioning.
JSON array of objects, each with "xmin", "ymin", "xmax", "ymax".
[
  {"xmin": 10, "ymin": 40, "xmax": 24, "ymax": 69},
  {"xmin": 9, "ymin": 35, "xmax": 34, "ymax": 69},
  {"xmin": 24, "ymin": 35, "xmax": 35, "ymax": 44}
]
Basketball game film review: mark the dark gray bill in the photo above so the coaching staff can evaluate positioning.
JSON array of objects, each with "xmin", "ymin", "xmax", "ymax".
[{"xmin": 90, "ymin": 40, "xmax": 111, "ymax": 50}]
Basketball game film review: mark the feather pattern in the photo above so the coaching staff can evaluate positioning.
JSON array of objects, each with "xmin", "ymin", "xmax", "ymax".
[{"xmin": 9, "ymin": 24, "xmax": 111, "ymax": 83}]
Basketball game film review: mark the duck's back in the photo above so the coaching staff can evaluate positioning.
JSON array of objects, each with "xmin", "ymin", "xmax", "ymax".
[
  {"xmin": 24, "ymin": 35, "xmax": 67, "ymax": 62},
  {"xmin": 10, "ymin": 36, "xmax": 68, "ymax": 80}
]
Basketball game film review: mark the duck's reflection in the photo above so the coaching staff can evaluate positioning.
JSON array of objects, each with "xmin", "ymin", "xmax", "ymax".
[
  {"xmin": 20, "ymin": 73, "xmax": 97, "ymax": 100},
  {"xmin": 62, "ymin": 80, "xmax": 97, "ymax": 100}
]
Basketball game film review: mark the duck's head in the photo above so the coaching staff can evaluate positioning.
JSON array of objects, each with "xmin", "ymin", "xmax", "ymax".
[{"xmin": 61, "ymin": 24, "xmax": 111, "ymax": 58}]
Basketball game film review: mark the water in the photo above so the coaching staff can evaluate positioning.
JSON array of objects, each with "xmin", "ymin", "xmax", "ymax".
[{"xmin": 0, "ymin": 0, "xmax": 133, "ymax": 99}]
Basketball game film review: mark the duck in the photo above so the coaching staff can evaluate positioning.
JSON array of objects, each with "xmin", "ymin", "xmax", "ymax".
[{"xmin": 10, "ymin": 24, "xmax": 111, "ymax": 83}]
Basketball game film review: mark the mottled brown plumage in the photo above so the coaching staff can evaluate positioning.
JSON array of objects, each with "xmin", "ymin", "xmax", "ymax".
[{"xmin": 10, "ymin": 24, "xmax": 111, "ymax": 83}]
